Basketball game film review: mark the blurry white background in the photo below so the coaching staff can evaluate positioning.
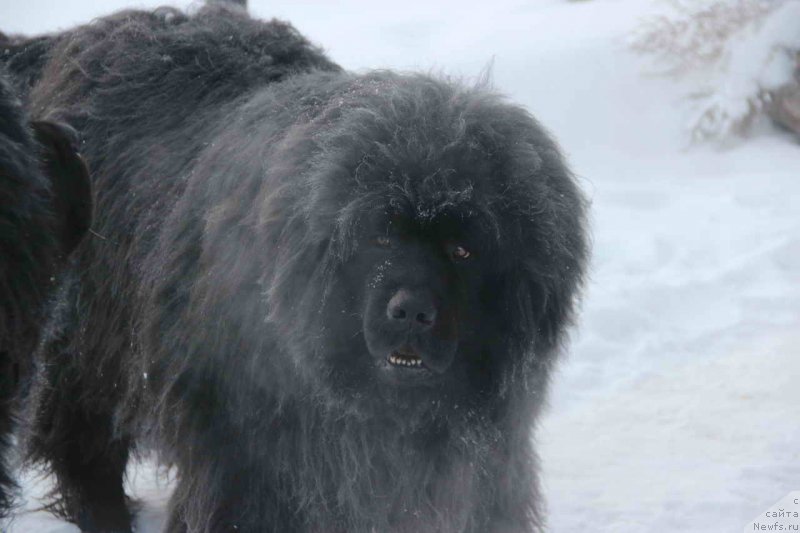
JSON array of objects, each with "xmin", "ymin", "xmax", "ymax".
[{"xmin": 2, "ymin": 1, "xmax": 799, "ymax": 531}]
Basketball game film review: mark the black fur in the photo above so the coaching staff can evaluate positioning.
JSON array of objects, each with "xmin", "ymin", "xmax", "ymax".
[
  {"xmin": 15, "ymin": 4, "xmax": 588, "ymax": 532},
  {"xmin": 0, "ymin": 33, "xmax": 59, "ymax": 99},
  {"xmin": 0, "ymin": 71, "xmax": 91, "ymax": 520}
]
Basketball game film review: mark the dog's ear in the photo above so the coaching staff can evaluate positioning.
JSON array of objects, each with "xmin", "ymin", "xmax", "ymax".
[{"xmin": 31, "ymin": 120, "xmax": 92, "ymax": 255}]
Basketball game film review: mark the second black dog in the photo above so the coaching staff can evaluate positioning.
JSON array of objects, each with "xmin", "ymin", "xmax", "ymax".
[{"xmin": 0, "ymin": 70, "xmax": 91, "ymax": 519}]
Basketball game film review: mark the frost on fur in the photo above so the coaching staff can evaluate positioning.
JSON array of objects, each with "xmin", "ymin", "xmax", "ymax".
[{"xmin": 630, "ymin": 0, "xmax": 800, "ymax": 143}]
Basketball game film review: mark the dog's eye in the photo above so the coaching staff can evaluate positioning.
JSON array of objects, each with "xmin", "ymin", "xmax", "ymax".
[
  {"xmin": 373, "ymin": 235, "xmax": 392, "ymax": 247},
  {"xmin": 450, "ymin": 244, "xmax": 471, "ymax": 261}
]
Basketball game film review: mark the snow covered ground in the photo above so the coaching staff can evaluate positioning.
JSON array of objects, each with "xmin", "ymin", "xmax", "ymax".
[{"xmin": 2, "ymin": 0, "xmax": 798, "ymax": 531}]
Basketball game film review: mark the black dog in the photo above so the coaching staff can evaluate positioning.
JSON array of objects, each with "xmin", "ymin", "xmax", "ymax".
[
  {"xmin": 10, "ymin": 2, "xmax": 588, "ymax": 531},
  {"xmin": 0, "ymin": 70, "xmax": 91, "ymax": 519}
]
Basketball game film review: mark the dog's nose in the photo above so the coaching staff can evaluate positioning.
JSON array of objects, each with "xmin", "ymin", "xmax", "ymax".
[{"xmin": 386, "ymin": 289, "xmax": 437, "ymax": 331}]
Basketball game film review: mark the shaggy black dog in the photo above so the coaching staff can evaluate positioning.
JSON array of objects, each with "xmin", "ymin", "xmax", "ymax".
[
  {"xmin": 0, "ymin": 71, "xmax": 91, "ymax": 519},
  {"xmin": 10, "ymin": 3, "xmax": 588, "ymax": 532}
]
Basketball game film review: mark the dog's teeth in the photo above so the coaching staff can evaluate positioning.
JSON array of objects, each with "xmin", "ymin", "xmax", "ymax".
[{"xmin": 388, "ymin": 352, "xmax": 424, "ymax": 368}]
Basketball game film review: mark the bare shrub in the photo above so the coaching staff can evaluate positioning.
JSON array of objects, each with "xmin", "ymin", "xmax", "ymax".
[{"xmin": 631, "ymin": 0, "xmax": 800, "ymax": 143}]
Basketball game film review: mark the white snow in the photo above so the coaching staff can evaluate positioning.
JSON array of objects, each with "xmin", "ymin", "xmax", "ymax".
[{"xmin": 2, "ymin": 0, "xmax": 798, "ymax": 531}]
